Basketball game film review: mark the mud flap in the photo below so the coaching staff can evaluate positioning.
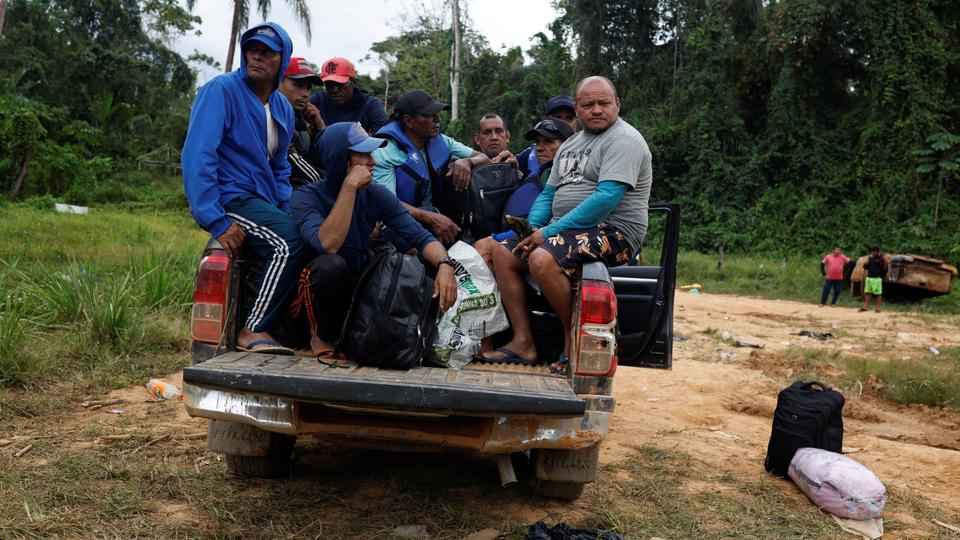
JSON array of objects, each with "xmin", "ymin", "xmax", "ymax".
[
  {"xmin": 207, "ymin": 419, "xmax": 272, "ymax": 457},
  {"xmin": 534, "ymin": 446, "xmax": 600, "ymax": 483}
]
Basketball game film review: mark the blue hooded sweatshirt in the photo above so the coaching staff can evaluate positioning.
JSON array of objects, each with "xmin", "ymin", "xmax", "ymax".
[
  {"xmin": 182, "ymin": 22, "xmax": 295, "ymax": 239},
  {"xmin": 291, "ymin": 123, "xmax": 437, "ymax": 274}
]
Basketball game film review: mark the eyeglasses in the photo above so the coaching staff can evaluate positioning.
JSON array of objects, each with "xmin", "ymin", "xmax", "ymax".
[{"xmin": 535, "ymin": 119, "xmax": 558, "ymax": 131}]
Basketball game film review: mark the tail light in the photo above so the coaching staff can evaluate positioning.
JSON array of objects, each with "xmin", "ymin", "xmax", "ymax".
[
  {"xmin": 575, "ymin": 279, "xmax": 618, "ymax": 376},
  {"xmin": 191, "ymin": 250, "xmax": 231, "ymax": 344}
]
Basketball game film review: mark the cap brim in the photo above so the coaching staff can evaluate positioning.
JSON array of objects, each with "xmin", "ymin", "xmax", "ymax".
[
  {"xmin": 419, "ymin": 102, "xmax": 449, "ymax": 116},
  {"xmin": 246, "ymin": 35, "xmax": 283, "ymax": 52},
  {"xmin": 546, "ymin": 105, "xmax": 575, "ymax": 115},
  {"xmin": 525, "ymin": 127, "xmax": 559, "ymax": 141},
  {"xmin": 287, "ymin": 74, "xmax": 322, "ymax": 85},
  {"xmin": 348, "ymin": 137, "xmax": 388, "ymax": 153},
  {"xmin": 322, "ymin": 74, "xmax": 351, "ymax": 84}
]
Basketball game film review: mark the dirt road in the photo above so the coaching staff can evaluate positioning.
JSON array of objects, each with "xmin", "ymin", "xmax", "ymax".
[{"xmin": 5, "ymin": 293, "xmax": 959, "ymax": 538}]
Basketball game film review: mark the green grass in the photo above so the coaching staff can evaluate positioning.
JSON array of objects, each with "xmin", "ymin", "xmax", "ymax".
[
  {"xmin": 676, "ymin": 251, "xmax": 960, "ymax": 314},
  {"xmin": 763, "ymin": 347, "xmax": 960, "ymax": 410}
]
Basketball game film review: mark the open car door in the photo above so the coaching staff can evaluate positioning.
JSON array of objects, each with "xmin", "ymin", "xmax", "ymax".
[{"xmin": 609, "ymin": 203, "xmax": 679, "ymax": 369}]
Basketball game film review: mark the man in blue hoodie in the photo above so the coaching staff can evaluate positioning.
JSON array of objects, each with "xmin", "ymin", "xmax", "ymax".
[
  {"xmin": 182, "ymin": 22, "xmax": 308, "ymax": 355},
  {"xmin": 290, "ymin": 122, "xmax": 457, "ymax": 359}
]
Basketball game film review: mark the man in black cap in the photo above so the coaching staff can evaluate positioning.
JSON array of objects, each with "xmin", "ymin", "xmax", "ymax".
[
  {"xmin": 373, "ymin": 89, "xmax": 489, "ymax": 244},
  {"xmin": 516, "ymin": 94, "xmax": 578, "ymax": 179}
]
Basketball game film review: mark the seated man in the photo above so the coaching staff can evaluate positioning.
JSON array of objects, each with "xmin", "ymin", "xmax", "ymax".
[
  {"xmin": 290, "ymin": 122, "xmax": 457, "ymax": 360},
  {"xmin": 473, "ymin": 112, "xmax": 514, "ymax": 164},
  {"xmin": 279, "ymin": 57, "xmax": 325, "ymax": 186},
  {"xmin": 477, "ymin": 76, "xmax": 651, "ymax": 368},
  {"xmin": 309, "ymin": 57, "xmax": 389, "ymax": 134},
  {"xmin": 473, "ymin": 115, "xmax": 574, "ymax": 269},
  {"xmin": 516, "ymin": 94, "xmax": 578, "ymax": 179},
  {"xmin": 182, "ymin": 22, "xmax": 309, "ymax": 355},
  {"xmin": 372, "ymin": 89, "xmax": 489, "ymax": 244}
]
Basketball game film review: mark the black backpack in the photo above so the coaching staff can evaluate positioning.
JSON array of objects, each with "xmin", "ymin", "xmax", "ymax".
[
  {"xmin": 433, "ymin": 162, "xmax": 520, "ymax": 243},
  {"xmin": 764, "ymin": 380, "xmax": 845, "ymax": 477},
  {"xmin": 337, "ymin": 244, "xmax": 438, "ymax": 370}
]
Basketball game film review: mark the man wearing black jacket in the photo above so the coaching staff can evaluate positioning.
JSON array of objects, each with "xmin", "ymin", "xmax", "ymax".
[{"xmin": 309, "ymin": 57, "xmax": 389, "ymax": 134}]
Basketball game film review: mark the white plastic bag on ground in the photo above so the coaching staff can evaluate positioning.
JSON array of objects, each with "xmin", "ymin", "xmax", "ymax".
[
  {"xmin": 788, "ymin": 447, "xmax": 887, "ymax": 520},
  {"xmin": 430, "ymin": 242, "xmax": 509, "ymax": 368}
]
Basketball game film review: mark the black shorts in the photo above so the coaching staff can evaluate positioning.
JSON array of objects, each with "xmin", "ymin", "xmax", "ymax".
[{"xmin": 501, "ymin": 225, "xmax": 634, "ymax": 277}]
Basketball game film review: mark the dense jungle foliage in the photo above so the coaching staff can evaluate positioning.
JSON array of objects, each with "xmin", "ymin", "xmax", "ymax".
[{"xmin": 2, "ymin": 0, "xmax": 958, "ymax": 260}]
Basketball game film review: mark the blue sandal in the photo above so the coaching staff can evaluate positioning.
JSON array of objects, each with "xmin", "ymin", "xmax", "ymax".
[{"xmin": 474, "ymin": 347, "xmax": 539, "ymax": 366}]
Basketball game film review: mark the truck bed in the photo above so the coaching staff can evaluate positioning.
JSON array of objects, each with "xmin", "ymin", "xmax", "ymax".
[{"xmin": 183, "ymin": 353, "xmax": 585, "ymax": 416}]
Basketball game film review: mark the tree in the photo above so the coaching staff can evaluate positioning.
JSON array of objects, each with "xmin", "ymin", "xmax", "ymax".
[
  {"xmin": 450, "ymin": 0, "xmax": 462, "ymax": 121},
  {"xmin": 185, "ymin": 0, "xmax": 312, "ymax": 72}
]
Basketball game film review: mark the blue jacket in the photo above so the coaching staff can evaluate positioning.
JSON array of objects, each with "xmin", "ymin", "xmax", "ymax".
[
  {"xmin": 182, "ymin": 22, "xmax": 295, "ymax": 239},
  {"xmin": 310, "ymin": 89, "xmax": 389, "ymax": 134},
  {"xmin": 291, "ymin": 123, "xmax": 437, "ymax": 274},
  {"xmin": 375, "ymin": 120, "xmax": 451, "ymax": 207}
]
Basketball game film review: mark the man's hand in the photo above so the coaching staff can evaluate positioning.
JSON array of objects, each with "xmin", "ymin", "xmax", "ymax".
[
  {"xmin": 491, "ymin": 150, "xmax": 517, "ymax": 168},
  {"xmin": 425, "ymin": 212, "xmax": 461, "ymax": 245},
  {"xmin": 514, "ymin": 228, "xmax": 546, "ymax": 257},
  {"xmin": 344, "ymin": 162, "xmax": 372, "ymax": 191},
  {"xmin": 433, "ymin": 263, "xmax": 457, "ymax": 313},
  {"xmin": 302, "ymin": 102, "xmax": 325, "ymax": 132},
  {"xmin": 446, "ymin": 157, "xmax": 473, "ymax": 191},
  {"xmin": 217, "ymin": 222, "xmax": 246, "ymax": 258}
]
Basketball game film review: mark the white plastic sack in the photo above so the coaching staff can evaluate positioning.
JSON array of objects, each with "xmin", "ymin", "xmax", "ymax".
[
  {"xmin": 788, "ymin": 447, "xmax": 887, "ymax": 520},
  {"xmin": 430, "ymin": 242, "xmax": 509, "ymax": 368}
]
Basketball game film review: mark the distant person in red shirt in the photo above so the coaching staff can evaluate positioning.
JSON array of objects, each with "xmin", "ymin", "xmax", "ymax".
[{"xmin": 820, "ymin": 245, "xmax": 850, "ymax": 307}]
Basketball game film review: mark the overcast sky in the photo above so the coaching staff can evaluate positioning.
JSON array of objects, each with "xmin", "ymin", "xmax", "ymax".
[{"xmin": 172, "ymin": 0, "xmax": 561, "ymax": 85}]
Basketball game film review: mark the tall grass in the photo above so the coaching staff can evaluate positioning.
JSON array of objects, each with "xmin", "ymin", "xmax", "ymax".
[{"xmin": 0, "ymin": 291, "xmax": 29, "ymax": 385}]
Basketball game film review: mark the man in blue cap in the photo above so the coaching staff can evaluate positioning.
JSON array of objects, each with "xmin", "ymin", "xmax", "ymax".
[
  {"xmin": 182, "ymin": 22, "xmax": 308, "ymax": 355},
  {"xmin": 516, "ymin": 94, "xmax": 578, "ymax": 180},
  {"xmin": 291, "ymin": 122, "xmax": 457, "ymax": 360}
]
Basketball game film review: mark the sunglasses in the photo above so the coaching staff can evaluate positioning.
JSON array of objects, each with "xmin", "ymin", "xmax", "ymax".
[{"xmin": 535, "ymin": 119, "xmax": 558, "ymax": 131}]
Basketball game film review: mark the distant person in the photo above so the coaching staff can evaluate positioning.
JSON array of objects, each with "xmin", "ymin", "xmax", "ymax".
[
  {"xmin": 473, "ymin": 112, "xmax": 515, "ymax": 165},
  {"xmin": 372, "ymin": 89, "xmax": 489, "ymax": 244},
  {"xmin": 860, "ymin": 246, "xmax": 886, "ymax": 312},
  {"xmin": 290, "ymin": 122, "xmax": 457, "ymax": 361},
  {"xmin": 819, "ymin": 245, "xmax": 850, "ymax": 307},
  {"xmin": 477, "ymin": 76, "xmax": 651, "ymax": 368},
  {"xmin": 278, "ymin": 57, "xmax": 324, "ymax": 186},
  {"xmin": 309, "ymin": 57, "xmax": 389, "ymax": 134},
  {"xmin": 182, "ymin": 22, "xmax": 308, "ymax": 355},
  {"xmin": 516, "ymin": 94, "xmax": 578, "ymax": 179}
]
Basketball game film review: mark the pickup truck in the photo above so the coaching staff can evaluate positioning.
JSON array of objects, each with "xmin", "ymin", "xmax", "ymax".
[{"xmin": 182, "ymin": 203, "xmax": 679, "ymax": 499}]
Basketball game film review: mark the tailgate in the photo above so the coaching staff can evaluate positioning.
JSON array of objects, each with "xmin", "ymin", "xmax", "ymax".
[{"xmin": 183, "ymin": 352, "xmax": 585, "ymax": 416}]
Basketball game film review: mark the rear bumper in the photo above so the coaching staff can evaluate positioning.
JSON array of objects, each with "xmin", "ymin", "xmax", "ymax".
[{"xmin": 183, "ymin": 382, "xmax": 612, "ymax": 453}]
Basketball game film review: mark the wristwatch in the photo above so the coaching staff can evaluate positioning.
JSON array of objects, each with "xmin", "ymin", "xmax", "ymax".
[{"xmin": 438, "ymin": 258, "xmax": 456, "ymax": 269}]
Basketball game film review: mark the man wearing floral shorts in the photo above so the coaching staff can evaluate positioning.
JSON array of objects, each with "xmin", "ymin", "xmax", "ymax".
[{"xmin": 478, "ymin": 76, "xmax": 651, "ymax": 368}]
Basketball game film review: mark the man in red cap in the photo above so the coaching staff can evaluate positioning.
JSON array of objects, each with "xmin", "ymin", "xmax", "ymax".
[
  {"xmin": 279, "ymin": 57, "xmax": 325, "ymax": 186},
  {"xmin": 309, "ymin": 56, "xmax": 389, "ymax": 134}
]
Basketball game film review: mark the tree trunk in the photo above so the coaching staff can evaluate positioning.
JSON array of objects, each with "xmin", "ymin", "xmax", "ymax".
[
  {"xmin": 225, "ymin": 0, "xmax": 242, "ymax": 72},
  {"xmin": 450, "ymin": 0, "xmax": 461, "ymax": 121},
  {"xmin": 0, "ymin": 0, "xmax": 7, "ymax": 37},
  {"xmin": 10, "ymin": 149, "xmax": 33, "ymax": 200},
  {"xmin": 933, "ymin": 171, "xmax": 944, "ymax": 231}
]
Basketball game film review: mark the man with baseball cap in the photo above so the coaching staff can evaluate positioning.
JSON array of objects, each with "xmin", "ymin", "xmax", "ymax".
[
  {"xmin": 291, "ymin": 122, "xmax": 457, "ymax": 360},
  {"xmin": 372, "ymin": 89, "xmax": 489, "ymax": 245},
  {"xmin": 516, "ymin": 94, "xmax": 578, "ymax": 179},
  {"xmin": 182, "ymin": 22, "xmax": 309, "ymax": 355},
  {"xmin": 308, "ymin": 56, "xmax": 389, "ymax": 134},
  {"xmin": 279, "ymin": 57, "xmax": 326, "ymax": 186}
]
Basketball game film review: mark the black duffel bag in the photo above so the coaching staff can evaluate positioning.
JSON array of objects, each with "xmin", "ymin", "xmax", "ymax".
[
  {"xmin": 337, "ymin": 244, "xmax": 438, "ymax": 370},
  {"xmin": 764, "ymin": 380, "xmax": 845, "ymax": 477},
  {"xmin": 433, "ymin": 162, "xmax": 520, "ymax": 243}
]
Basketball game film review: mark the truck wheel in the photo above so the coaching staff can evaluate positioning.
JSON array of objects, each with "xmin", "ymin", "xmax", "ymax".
[
  {"xmin": 224, "ymin": 432, "xmax": 296, "ymax": 478},
  {"xmin": 532, "ymin": 478, "xmax": 586, "ymax": 500}
]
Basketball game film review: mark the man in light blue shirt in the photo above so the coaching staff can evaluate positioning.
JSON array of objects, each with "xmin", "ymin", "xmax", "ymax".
[{"xmin": 373, "ymin": 90, "xmax": 488, "ymax": 244}]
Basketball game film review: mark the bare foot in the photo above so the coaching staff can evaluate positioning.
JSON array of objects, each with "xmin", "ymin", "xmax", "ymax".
[
  {"xmin": 237, "ymin": 327, "xmax": 282, "ymax": 350},
  {"xmin": 310, "ymin": 334, "xmax": 336, "ymax": 356},
  {"xmin": 477, "ymin": 341, "xmax": 537, "ymax": 363}
]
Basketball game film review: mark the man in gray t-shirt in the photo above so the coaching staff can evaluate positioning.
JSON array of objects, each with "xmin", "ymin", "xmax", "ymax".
[{"xmin": 476, "ymin": 76, "xmax": 652, "ymax": 368}]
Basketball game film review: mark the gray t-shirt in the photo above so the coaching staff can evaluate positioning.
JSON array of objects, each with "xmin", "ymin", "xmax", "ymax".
[{"xmin": 546, "ymin": 117, "xmax": 652, "ymax": 252}]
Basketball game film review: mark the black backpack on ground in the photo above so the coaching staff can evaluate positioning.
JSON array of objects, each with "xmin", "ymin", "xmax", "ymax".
[
  {"xmin": 337, "ymin": 244, "xmax": 438, "ymax": 370},
  {"xmin": 764, "ymin": 380, "xmax": 845, "ymax": 477}
]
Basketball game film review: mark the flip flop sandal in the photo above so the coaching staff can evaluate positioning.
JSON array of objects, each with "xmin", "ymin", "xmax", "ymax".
[
  {"xmin": 549, "ymin": 354, "xmax": 570, "ymax": 374},
  {"xmin": 473, "ymin": 347, "xmax": 539, "ymax": 366},
  {"xmin": 315, "ymin": 349, "xmax": 351, "ymax": 368},
  {"xmin": 237, "ymin": 340, "xmax": 295, "ymax": 356}
]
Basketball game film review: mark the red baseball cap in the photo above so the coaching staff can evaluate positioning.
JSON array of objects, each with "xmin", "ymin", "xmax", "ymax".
[
  {"xmin": 284, "ymin": 57, "xmax": 322, "ymax": 84},
  {"xmin": 320, "ymin": 57, "xmax": 357, "ymax": 84}
]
